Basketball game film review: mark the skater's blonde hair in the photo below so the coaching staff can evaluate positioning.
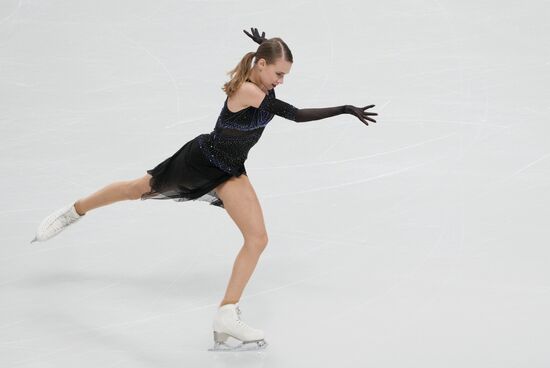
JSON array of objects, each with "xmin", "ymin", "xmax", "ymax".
[{"xmin": 222, "ymin": 38, "xmax": 293, "ymax": 98}]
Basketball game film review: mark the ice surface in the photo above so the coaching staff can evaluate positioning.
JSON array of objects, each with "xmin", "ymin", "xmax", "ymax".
[{"xmin": 1, "ymin": 0, "xmax": 549, "ymax": 367}]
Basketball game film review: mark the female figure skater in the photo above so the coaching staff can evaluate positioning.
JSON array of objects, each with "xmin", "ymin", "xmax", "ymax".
[{"xmin": 31, "ymin": 28, "xmax": 378, "ymax": 351}]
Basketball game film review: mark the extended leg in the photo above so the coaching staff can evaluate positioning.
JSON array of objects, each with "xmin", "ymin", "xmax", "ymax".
[
  {"xmin": 75, "ymin": 174, "xmax": 152, "ymax": 215},
  {"xmin": 31, "ymin": 173, "xmax": 153, "ymax": 243}
]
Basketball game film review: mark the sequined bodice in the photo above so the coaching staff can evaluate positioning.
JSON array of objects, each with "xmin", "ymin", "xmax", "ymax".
[
  {"xmin": 197, "ymin": 87, "xmax": 276, "ymax": 175},
  {"xmin": 215, "ymin": 88, "xmax": 276, "ymax": 131}
]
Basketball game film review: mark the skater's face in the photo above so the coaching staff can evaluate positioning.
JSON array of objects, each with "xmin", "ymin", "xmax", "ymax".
[{"xmin": 255, "ymin": 57, "xmax": 292, "ymax": 90}]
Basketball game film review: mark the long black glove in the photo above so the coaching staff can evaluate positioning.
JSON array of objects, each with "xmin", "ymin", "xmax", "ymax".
[
  {"xmin": 263, "ymin": 98, "xmax": 378, "ymax": 126},
  {"xmin": 243, "ymin": 27, "xmax": 267, "ymax": 44},
  {"xmin": 296, "ymin": 105, "xmax": 377, "ymax": 125}
]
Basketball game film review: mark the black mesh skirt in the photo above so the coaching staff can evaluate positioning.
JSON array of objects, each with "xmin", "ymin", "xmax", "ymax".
[{"xmin": 140, "ymin": 135, "xmax": 246, "ymax": 208}]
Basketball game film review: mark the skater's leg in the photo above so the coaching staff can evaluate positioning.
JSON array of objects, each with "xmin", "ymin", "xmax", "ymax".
[
  {"xmin": 74, "ymin": 174, "xmax": 152, "ymax": 215},
  {"xmin": 214, "ymin": 174, "xmax": 268, "ymax": 307},
  {"xmin": 31, "ymin": 173, "xmax": 153, "ymax": 243}
]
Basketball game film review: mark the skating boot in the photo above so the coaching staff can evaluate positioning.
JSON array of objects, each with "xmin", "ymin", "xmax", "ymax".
[
  {"xmin": 209, "ymin": 303, "xmax": 268, "ymax": 352},
  {"xmin": 31, "ymin": 202, "xmax": 84, "ymax": 243}
]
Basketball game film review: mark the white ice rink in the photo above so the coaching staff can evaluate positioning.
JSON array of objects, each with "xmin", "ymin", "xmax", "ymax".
[{"xmin": 1, "ymin": 0, "xmax": 549, "ymax": 366}]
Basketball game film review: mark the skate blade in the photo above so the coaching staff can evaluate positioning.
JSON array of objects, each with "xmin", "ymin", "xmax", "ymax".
[
  {"xmin": 30, "ymin": 237, "xmax": 38, "ymax": 244},
  {"xmin": 208, "ymin": 340, "xmax": 268, "ymax": 352}
]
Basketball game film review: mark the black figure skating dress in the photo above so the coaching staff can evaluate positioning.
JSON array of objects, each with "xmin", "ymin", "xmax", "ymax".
[{"xmin": 140, "ymin": 85, "xmax": 297, "ymax": 208}]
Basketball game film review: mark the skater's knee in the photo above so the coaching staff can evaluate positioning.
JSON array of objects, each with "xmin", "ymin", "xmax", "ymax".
[
  {"xmin": 126, "ymin": 175, "xmax": 152, "ymax": 200},
  {"xmin": 244, "ymin": 232, "xmax": 268, "ymax": 253}
]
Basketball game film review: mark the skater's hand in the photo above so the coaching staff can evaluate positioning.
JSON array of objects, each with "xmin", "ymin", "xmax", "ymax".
[
  {"xmin": 345, "ymin": 105, "xmax": 378, "ymax": 126},
  {"xmin": 243, "ymin": 27, "xmax": 267, "ymax": 45}
]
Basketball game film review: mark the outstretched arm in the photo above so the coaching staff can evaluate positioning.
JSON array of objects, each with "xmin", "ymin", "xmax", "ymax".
[
  {"xmin": 242, "ymin": 83, "xmax": 378, "ymax": 125},
  {"xmin": 263, "ymin": 98, "xmax": 378, "ymax": 126},
  {"xmin": 295, "ymin": 106, "xmax": 348, "ymax": 123}
]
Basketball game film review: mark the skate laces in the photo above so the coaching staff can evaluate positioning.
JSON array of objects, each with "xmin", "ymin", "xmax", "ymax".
[{"xmin": 234, "ymin": 306, "xmax": 253, "ymax": 329}]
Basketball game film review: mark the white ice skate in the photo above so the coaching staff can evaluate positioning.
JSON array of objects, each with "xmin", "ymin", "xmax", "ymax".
[
  {"xmin": 30, "ymin": 203, "xmax": 84, "ymax": 243},
  {"xmin": 208, "ymin": 304, "xmax": 268, "ymax": 352}
]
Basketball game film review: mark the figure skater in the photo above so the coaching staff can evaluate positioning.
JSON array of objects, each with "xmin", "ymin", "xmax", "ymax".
[{"xmin": 31, "ymin": 27, "xmax": 378, "ymax": 351}]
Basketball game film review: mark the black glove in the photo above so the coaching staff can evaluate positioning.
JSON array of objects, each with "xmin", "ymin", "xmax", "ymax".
[
  {"xmin": 243, "ymin": 27, "xmax": 267, "ymax": 45},
  {"xmin": 342, "ymin": 105, "xmax": 377, "ymax": 126},
  {"xmin": 262, "ymin": 98, "xmax": 378, "ymax": 125}
]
